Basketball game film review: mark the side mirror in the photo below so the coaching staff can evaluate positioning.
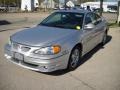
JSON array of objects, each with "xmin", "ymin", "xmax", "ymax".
[{"xmin": 84, "ymin": 23, "xmax": 95, "ymax": 30}]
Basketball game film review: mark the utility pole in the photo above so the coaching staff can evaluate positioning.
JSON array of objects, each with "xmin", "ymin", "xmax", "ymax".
[
  {"xmin": 100, "ymin": 0, "xmax": 103, "ymax": 16},
  {"xmin": 58, "ymin": 0, "xmax": 60, "ymax": 9},
  {"xmin": 4, "ymin": 0, "xmax": 5, "ymax": 6},
  {"xmin": 79, "ymin": 0, "xmax": 81, "ymax": 6},
  {"xmin": 117, "ymin": 0, "xmax": 120, "ymax": 26},
  {"xmin": 65, "ymin": 0, "xmax": 67, "ymax": 9}
]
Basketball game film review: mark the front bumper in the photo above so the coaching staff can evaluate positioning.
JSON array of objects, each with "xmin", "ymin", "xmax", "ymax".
[{"xmin": 4, "ymin": 44, "xmax": 69, "ymax": 72}]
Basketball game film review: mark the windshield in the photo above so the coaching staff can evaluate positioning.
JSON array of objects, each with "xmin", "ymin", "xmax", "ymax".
[{"xmin": 39, "ymin": 12, "xmax": 84, "ymax": 29}]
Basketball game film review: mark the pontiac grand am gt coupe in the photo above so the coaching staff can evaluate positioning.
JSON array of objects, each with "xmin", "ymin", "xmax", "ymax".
[{"xmin": 4, "ymin": 10, "xmax": 109, "ymax": 72}]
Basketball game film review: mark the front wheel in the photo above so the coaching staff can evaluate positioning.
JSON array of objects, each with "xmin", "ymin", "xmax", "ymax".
[{"xmin": 68, "ymin": 46, "xmax": 81, "ymax": 71}]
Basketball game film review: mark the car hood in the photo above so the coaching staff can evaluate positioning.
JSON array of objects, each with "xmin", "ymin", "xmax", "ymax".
[{"xmin": 11, "ymin": 26, "xmax": 77, "ymax": 46}]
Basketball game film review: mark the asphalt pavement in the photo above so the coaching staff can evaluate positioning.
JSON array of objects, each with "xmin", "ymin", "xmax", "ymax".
[{"xmin": 0, "ymin": 13, "xmax": 49, "ymax": 31}]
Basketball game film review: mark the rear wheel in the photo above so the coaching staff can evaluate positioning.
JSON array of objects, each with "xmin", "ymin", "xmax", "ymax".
[
  {"xmin": 101, "ymin": 31, "xmax": 107, "ymax": 45},
  {"xmin": 68, "ymin": 46, "xmax": 81, "ymax": 71}
]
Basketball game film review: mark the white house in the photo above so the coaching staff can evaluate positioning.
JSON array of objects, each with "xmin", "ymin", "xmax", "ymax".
[{"xmin": 21, "ymin": 0, "xmax": 39, "ymax": 11}]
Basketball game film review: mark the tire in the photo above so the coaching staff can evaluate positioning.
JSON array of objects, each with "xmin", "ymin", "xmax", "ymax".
[
  {"xmin": 68, "ymin": 46, "xmax": 81, "ymax": 71},
  {"xmin": 101, "ymin": 31, "xmax": 107, "ymax": 45}
]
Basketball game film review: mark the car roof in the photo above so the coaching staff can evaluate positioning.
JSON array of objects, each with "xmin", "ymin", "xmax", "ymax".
[{"xmin": 55, "ymin": 9, "xmax": 90, "ymax": 14}]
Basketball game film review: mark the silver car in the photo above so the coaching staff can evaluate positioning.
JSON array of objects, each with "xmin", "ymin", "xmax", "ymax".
[{"xmin": 4, "ymin": 10, "xmax": 109, "ymax": 72}]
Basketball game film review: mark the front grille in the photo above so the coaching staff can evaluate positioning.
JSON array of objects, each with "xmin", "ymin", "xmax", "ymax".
[
  {"xmin": 12, "ymin": 58, "xmax": 38, "ymax": 68},
  {"xmin": 12, "ymin": 42, "xmax": 31, "ymax": 52}
]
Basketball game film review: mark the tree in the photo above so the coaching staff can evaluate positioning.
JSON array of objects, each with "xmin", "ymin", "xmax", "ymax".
[
  {"xmin": 0, "ymin": 0, "xmax": 21, "ymax": 7},
  {"xmin": 100, "ymin": 0, "xmax": 103, "ymax": 16},
  {"xmin": 38, "ymin": 0, "xmax": 44, "ymax": 5}
]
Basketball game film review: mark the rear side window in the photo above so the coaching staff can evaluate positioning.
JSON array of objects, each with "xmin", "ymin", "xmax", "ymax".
[
  {"xmin": 85, "ymin": 13, "xmax": 102, "ymax": 25},
  {"xmin": 95, "ymin": 14, "xmax": 101, "ymax": 20},
  {"xmin": 92, "ymin": 13, "xmax": 102, "ymax": 25},
  {"xmin": 85, "ymin": 13, "xmax": 92, "ymax": 25}
]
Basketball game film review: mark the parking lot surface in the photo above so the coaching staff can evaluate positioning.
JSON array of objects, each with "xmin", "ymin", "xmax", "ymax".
[{"xmin": 0, "ymin": 13, "xmax": 120, "ymax": 90}]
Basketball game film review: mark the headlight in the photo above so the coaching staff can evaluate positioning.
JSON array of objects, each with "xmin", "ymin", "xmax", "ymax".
[{"xmin": 34, "ymin": 45, "xmax": 61, "ymax": 55}]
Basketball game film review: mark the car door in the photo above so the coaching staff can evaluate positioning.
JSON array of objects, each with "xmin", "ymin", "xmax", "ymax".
[
  {"xmin": 92, "ymin": 13, "xmax": 106, "ymax": 45},
  {"xmin": 82, "ymin": 13, "xmax": 98, "ymax": 54}
]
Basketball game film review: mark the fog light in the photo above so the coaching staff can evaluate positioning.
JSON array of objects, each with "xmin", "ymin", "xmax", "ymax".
[{"xmin": 43, "ymin": 66, "xmax": 48, "ymax": 69}]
